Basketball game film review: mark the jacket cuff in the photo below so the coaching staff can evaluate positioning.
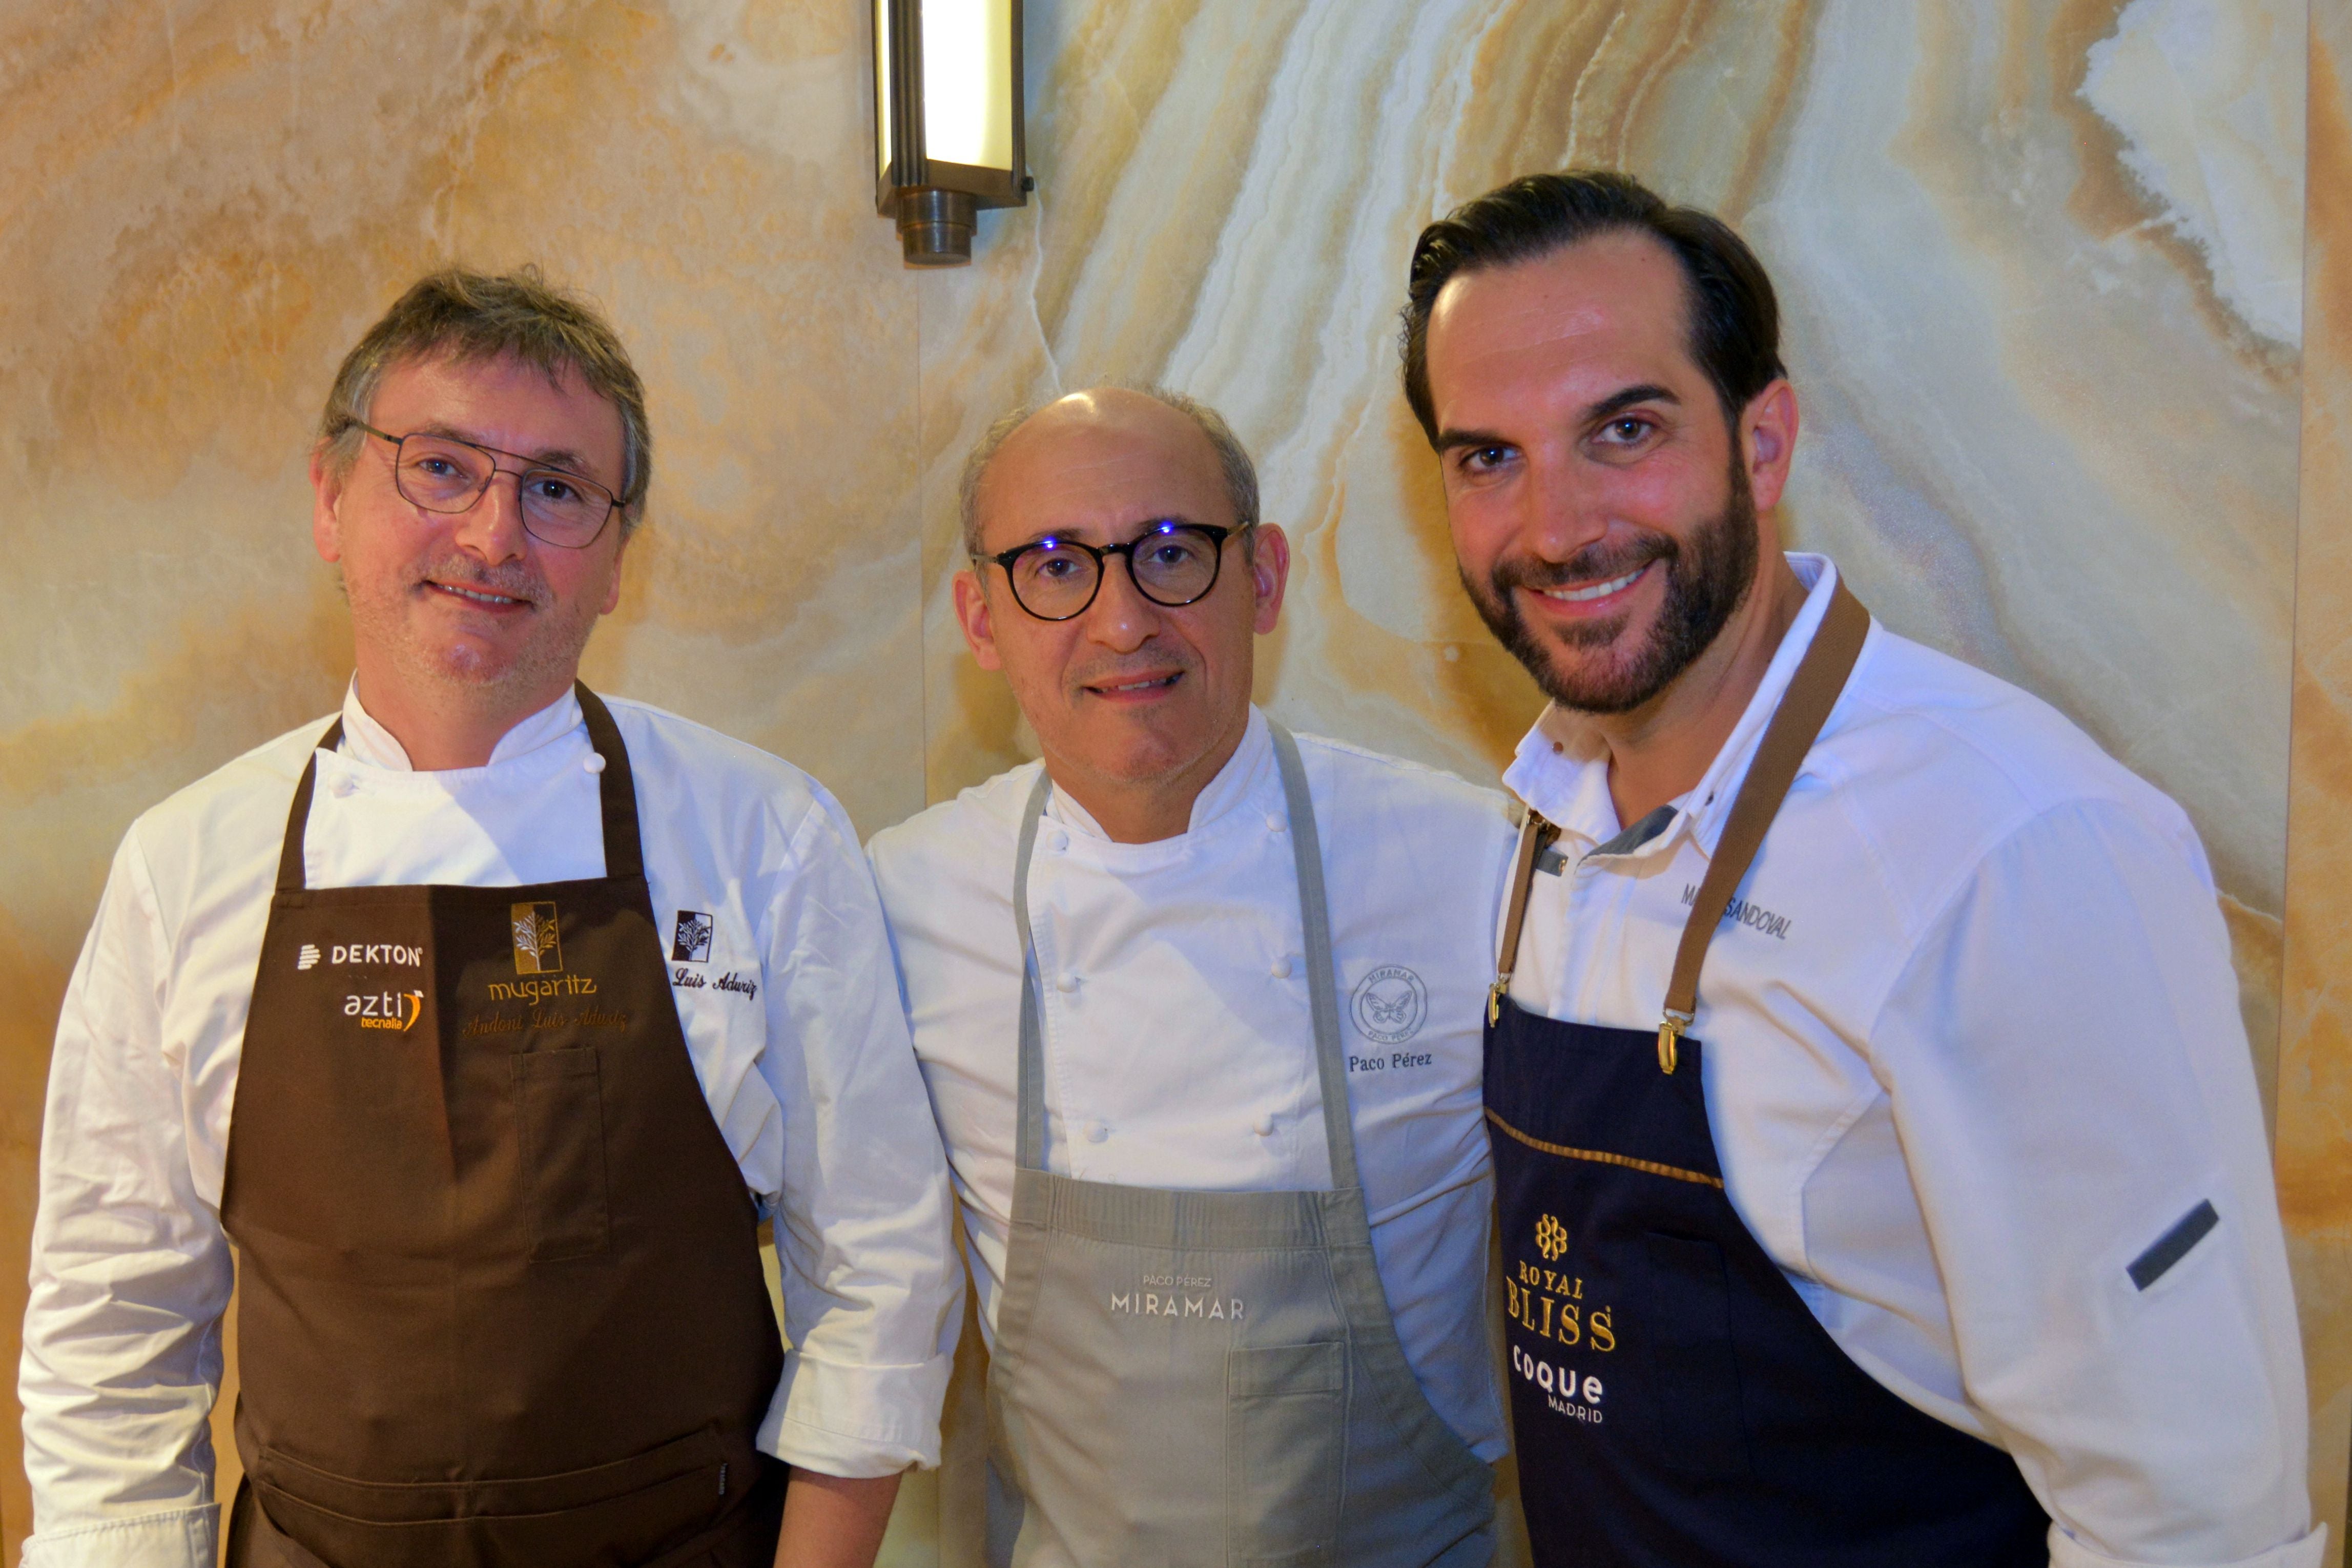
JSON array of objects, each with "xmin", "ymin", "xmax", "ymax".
[
  {"xmin": 20, "ymin": 1503, "xmax": 217, "ymax": 1568},
  {"xmin": 2049, "ymin": 1522, "xmax": 2328, "ymax": 1568},
  {"xmin": 755, "ymin": 1347, "xmax": 953, "ymax": 1477}
]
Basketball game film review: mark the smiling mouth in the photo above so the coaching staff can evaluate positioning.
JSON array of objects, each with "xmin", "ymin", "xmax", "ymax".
[
  {"xmin": 1536, "ymin": 564, "xmax": 1650, "ymax": 605},
  {"xmin": 427, "ymin": 580, "xmax": 532, "ymax": 609},
  {"xmin": 1086, "ymin": 672, "xmax": 1184, "ymax": 697}
]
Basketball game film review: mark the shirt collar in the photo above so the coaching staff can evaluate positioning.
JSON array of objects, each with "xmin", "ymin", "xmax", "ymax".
[
  {"xmin": 1047, "ymin": 706, "xmax": 1274, "ymax": 841},
  {"xmin": 1501, "ymin": 552, "xmax": 1845, "ymax": 861},
  {"xmin": 337, "ymin": 678, "xmax": 587, "ymax": 773}
]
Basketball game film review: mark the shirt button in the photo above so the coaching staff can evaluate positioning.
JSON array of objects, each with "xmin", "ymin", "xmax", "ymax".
[
  {"xmin": 1085, "ymin": 1122, "xmax": 1109, "ymax": 1144},
  {"xmin": 1266, "ymin": 813, "xmax": 1286, "ymax": 835},
  {"xmin": 1055, "ymin": 972, "xmax": 1080, "ymax": 993},
  {"xmin": 1252, "ymin": 1114, "xmax": 1274, "ymax": 1137},
  {"xmin": 1051, "ymin": 830, "xmax": 1070, "ymax": 852},
  {"xmin": 1270, "ymin": 956, "xmax": 1293, "ymax": 979},
  {"xmin": 584, "ymin": 753, "xmax": 607, "ymax": 774},
  {"xmin": 329, "ymin": 775, "xmax": 358, "ymax": 797}
]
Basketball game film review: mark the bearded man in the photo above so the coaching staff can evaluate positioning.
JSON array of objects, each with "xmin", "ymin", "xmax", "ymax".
[{"xmin": 1407, "ymin": 171, "xmax": 2320, "ymax": 1568}]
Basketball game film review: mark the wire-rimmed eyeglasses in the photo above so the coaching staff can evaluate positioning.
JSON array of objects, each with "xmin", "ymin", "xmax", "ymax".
[
  {"xmin": 980, "ymin": 520, "xmax": 1254, "ymax": 621},
  {"xmin": 346, "ymin": 420, "xmax": 622, "ymax": 549}
]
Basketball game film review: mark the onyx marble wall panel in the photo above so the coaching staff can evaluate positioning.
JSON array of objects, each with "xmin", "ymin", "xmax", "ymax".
[{"xmin": 4, "ymin": 0, "xmax": 2344, "ymax": 1562}]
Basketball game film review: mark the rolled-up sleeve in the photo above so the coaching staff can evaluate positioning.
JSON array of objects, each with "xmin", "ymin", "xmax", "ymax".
[
  {"xmin": 1873, "ymin": 800, "xmax": 2322, "ymax": 1568},
  {"xmin": 21, "ymin": 831, "xmax": 232, "ymax": 1568},
  {"xmin": 753, "ymin": 790, "xmax": 963, "ymax": 1478}
]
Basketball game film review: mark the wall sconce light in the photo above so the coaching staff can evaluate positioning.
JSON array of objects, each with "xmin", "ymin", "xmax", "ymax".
[{"xmin": 874, "ymin": 0, "xmax": 1029, "ymax": 267}]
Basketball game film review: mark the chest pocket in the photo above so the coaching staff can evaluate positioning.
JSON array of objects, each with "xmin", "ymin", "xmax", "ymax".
[{"xmin": 514, "ymin": 1047, "xmax": 611, "ymax": 1261}]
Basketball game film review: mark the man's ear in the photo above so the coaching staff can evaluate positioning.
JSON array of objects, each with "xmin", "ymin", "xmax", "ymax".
[
  {"xmin": 952, "ymin": 566, "xmax": 1005, "ymax": 671},
  {"xmin": 1739, "ymin": 380, "xmax": 1800, "ymax": 513},
  {"xmin": 1247, "ymin": 524, "xmax": 1292, "ymax": 636},
  {"xmin": 601, "ymin": 527, "xmax": 630, "ymax": 615},
  {"xmin": 311, "ymin": 446, "xmax": 346, "ymax": 564}
]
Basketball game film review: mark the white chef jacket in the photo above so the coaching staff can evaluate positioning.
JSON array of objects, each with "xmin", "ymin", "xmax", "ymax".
[
  {"xmin": 1507, "ymin": 553, "xmax": 2318, "ymax": 1568},
  {"xmin": 868, "ymin": 709, "xmax": 1517, "ymax": 1461},
  {"xmin": 21, "ymin": 684, "xmax": 964, "ymax": 1568}
]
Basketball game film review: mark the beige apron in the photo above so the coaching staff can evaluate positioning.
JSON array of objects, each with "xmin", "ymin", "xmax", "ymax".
[{"xmin": 984, "ymin": 723, "xmax": 1495, "ymax": 1568}]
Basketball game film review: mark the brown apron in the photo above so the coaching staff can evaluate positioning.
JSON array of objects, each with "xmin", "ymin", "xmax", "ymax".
[{"xmin": 221, "ymin": 685, "xmax": 788, "ymax": 1568}]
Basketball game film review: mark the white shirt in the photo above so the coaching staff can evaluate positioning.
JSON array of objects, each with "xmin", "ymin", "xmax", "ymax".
[
  {"xmin": 1506, "ymin": 554, "xmax": 2319, "ymax": 1568},
  {"xmin": 20, "ymin": 684, "xmax": 965, "ymax": 1568},
  {"xmin": 868, "ymin": 710, "xmax": 1517, "ymax": 1460}
]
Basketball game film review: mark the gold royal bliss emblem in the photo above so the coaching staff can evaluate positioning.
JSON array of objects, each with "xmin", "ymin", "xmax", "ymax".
[{"xmin": 510, "ymin": 902, "xmax": 562, "ymax": 975}]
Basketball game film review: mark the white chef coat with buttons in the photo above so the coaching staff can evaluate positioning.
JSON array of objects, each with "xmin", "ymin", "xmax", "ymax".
[
  {"xmin": 868, "ymin": 708, "xmax": 1517, "ymax": 1461},
  {"xmin": 1507, "ymin": 553, "xmax": 2318, "ymax": 1568},
  {"xmin": 22, "ymin": 684, "xmax": 964, "ymax": 1568}
]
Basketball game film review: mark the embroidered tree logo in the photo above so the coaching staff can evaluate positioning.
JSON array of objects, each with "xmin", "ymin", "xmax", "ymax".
[
  {"xmin": 1535, "ymin": 1213, "xmax": 1570, "ymax": 1263},
  {"xmin": 510, "ymin": 902, "xmax": 563, "ymax": 975}
]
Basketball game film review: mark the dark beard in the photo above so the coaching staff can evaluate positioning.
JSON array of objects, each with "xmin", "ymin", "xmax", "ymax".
[{"xmin": 1462, "ymin": 454, "xmax": 1760, "ymax": 715}]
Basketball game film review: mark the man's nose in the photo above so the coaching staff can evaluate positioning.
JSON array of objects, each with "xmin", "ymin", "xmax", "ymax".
[
  {"xmin": 449, "ymin": 470, "xmax": 532, "ymax": 565},
  {"xmin": 1518, "ymin": 458, "xmax": 1611, "ymax": 564},
  {"xmin": 1080, "ymin": 552, "xmax": 1161, "ymax": 650}
]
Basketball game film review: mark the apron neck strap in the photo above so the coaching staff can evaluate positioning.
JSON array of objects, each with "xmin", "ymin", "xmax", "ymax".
[
  {"xmin": 1492, "ymin": 579, "xmax": 1872, "ymax": 1075},
  {"xmin": 573, "ymin": 684, "xmax": 646, "ymax": 883},
  {"xmin": 1488, "ymin": 811, "xmax": 1560, "ymax": 1027},
  {"xmin": 271, "ymin": 683, "xmax": 643, "ymax": 894},
  {"xmin": 1008, "ymin": 721, "xmax": 1363, "ymax": 1190},
  {"xmin": 1012, "ymin": 768, "xmax": 1055, "ymax": 1172},
  {"xmin": 1267, "ymin": 721, "xmax": 1363, "ymax": 1193},
  {"xmin": 1660, "ymin": 580, "xmax": 1868, "ymax": 1067},
  {"xmin": 274, "ymin": 718, "xmax": 347, "ymax": 894}
]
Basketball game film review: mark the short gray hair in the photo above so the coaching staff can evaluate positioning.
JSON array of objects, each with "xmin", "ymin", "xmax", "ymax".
[
  {"xmin": 958, "ymin": 386, "xmax": 1261, "ymax": 556},
  {"xmin": 317, "ymin": 266, "xmax": 652, "ymax": 537}
]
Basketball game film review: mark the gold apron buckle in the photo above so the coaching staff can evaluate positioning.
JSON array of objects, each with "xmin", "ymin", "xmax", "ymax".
[{"xmin": 1656, "ymin": 1013, "xmax": 1690, "ymax": 1075}]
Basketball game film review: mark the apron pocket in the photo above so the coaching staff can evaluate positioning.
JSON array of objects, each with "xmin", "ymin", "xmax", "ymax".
[
  {"xmin": 1639, "ymin": 1232, "xmax": 1751, "ymax": 1478},
  {"xmin": 514, "ymin": 1046, "xmax": 612, "ymax": 1261},
  {"xmin": 1227, "ymin": 1339, "xmax": 1345, "ymax": 1564},
  {"xmin": 252, "ymin": 1425, "xmax": 733, "ymax": 1568}
]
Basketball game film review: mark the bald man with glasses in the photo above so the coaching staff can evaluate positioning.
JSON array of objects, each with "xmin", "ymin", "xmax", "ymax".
[{"xmin": 869, "ymin": 387, "xmax": 1514, "ymax": 1567}]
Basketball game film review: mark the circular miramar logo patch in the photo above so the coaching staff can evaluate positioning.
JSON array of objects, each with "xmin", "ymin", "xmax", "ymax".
[{"xmin": 1351, "ymin": 964, "xmax": 1429, "ymax": 1045}]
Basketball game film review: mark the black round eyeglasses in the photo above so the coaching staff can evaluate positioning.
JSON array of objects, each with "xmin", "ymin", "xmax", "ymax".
[{"xmin": 981, "ymin": 520, "xmax": 1254, "ymax": 621}]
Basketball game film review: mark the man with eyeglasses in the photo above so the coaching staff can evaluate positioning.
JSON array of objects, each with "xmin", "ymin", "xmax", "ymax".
[
  {"xmin": 21, "ymin": 269, "xmax": 962, "ymax": 1568},
  {"xmin": 868, "ymin": 387, "xmax": 1512, "ymax": 1566}
]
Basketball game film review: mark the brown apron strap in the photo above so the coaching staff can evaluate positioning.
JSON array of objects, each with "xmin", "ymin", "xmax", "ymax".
[
  {"xmin": 273, "ymin": 720, "xmax": 347, "ymax": 895},
  {"xmin": 1656, "ymin": 579, "xmax": 1870, "ymax": 1072},
  {"xmin": 1488, "ymin": 581, "xmax": 1873, "ymax": 1071},
  {"xmin": 272, "ymin": 685, "xmax": 641, "ymax": 893},
  {"xmin": 1489, "ymin": 812, "xmax": 1560, "ymax": 1025},
  {"xmin": 573, "ymin": 684, "xmax": 646, "ymax": 882}
]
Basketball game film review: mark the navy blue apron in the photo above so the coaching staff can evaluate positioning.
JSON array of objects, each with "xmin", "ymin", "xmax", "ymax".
[{"xmin": 1483, "ymin": 583, "xmax": 2048, "ymax": 1566}]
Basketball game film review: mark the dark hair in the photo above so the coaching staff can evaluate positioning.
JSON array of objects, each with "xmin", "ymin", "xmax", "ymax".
[
  {"xmin": 318, "ymin": 266, "xmax": 653, "ymax": 534},
  {"xmin": 1399, "ymin": 170, "xmax": 1785, "ymax": 443}
]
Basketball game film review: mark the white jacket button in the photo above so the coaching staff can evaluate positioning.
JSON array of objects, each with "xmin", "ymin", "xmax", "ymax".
[
  {"xmin": 1252, "ymin": 1114, "xmax": 1275, "ymax": 1137},
  {"xmin": 1270, "ymin": 956, "xmax": 1293, "ymax": 979},
  {"xmin": 1085, "ymin": 1122, "xmax": 1109, "ymax": 1144},
  {"xmin": 1056, "ymin": 973, "xmax": 1079, "ymax": 993}
]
